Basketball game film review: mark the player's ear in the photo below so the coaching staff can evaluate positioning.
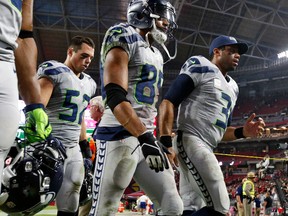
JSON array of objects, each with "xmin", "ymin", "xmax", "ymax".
[
  {"xmin": 214, "ymin": 47, "xmax": 221, "ymax": 56},
  {"xmin": 67, "ymin": 47, "xmax": 74, "ymax": 56}
]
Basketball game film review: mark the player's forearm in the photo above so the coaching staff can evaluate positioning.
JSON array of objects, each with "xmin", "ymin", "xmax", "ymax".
[
  {"xmin": 222, "ymin": 127, "xmax": 236, "ymax": 141},
  {"xmin": 158, "ymin": 99, "xmax": 175, "ymax": 137},
  {"xmin": 16, "ymin": 0, "xmax": 40, "ymax": 105},
  {"xmin": 15, "ymin": 38, "xmax": 41, "ymax": 105},
  {"xmin": 80, "ymin": 116, "xmax": 87, "ymax": 141},
  {"xmin": 21, "ymin": 0, "xmax": 34, "ymax": 31},
  {"xmin": 222, "ymin": 126, "xmax": 246, "ymax": 141},
  {"xmin": 113, "ymin": 101, "xmax": 146, "ymax": 137},
  {"xmin": 18, "ymin": 76, "xmax": 41, "ymax": 104}
]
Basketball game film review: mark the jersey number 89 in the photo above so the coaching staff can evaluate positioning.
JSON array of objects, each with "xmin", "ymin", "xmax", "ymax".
[{"xmin": 134, "ymin": 64, "xmax": 163, "ymax": 106}]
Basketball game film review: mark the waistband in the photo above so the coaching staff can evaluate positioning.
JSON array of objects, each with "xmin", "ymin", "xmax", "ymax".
[{"xmin": 0, "ymin": 40, "xmax": 14, "ymax": 50}]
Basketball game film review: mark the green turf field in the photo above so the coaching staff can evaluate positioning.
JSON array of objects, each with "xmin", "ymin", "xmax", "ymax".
[{"xmin": 0, "ymin": 205, "xmax": 57, "ymax": 216}]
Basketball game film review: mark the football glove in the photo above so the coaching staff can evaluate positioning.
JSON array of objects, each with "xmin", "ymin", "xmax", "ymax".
[
  {"xmin": 84, "ymin": 158, "xmax": 93, "ymax": 172},
  {"xmin": 80, "ymin": 140, "xmax": 93, "ymax": 172},
  {"xmin": 23, "ymin": 103, "xmax": 52, "ymax": 143},
  {"xmin": 138, "ymin": 131, "xmax": 170, "ymax": 172},
  {"xmin": 79, "ymin": 139, "xmax": 92, "ymax": 159}
]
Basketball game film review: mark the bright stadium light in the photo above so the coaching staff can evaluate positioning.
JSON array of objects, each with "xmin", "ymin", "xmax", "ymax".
[{"xmin": 277, "ymin": 50, "xmax": 288, "ymax": 59}]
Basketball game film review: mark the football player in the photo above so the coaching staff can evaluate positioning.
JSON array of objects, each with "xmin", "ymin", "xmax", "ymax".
[
  {"xmin": 37, "ymin": 36, "xmax": 97, "ymax": 216},
  {"xmin": 0, "ymin": 0, "xmax": 51, "ymax": 195},
  {"xmin": 90, "ymin": 0, "xmax": 183, "ymax": 215},
  {"xmin": 158, "ymin": 35, "xmax": 265, "ymax": 215}
]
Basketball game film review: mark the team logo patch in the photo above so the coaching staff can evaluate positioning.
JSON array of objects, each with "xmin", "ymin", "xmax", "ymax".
[{"xmin": 213, "ymin": 78, "xmax": 222, "ymax": 90}]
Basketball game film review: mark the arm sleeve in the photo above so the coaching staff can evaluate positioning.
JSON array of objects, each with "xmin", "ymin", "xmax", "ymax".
[{"xmin": 164, "ymin": 74, "xmax": 195, "ymax": 107}]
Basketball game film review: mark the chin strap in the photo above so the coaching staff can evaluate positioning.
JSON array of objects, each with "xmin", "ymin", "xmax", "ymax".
[
  {"xmin": 162, "ymin": 37, "xmax": 177, "ymax": 64},
  {"xmin": 145, "ymin": 32, "xmax": 150, "ymax": 45},
  {"xmin": 147, "ymin": 17, "xmax": 177, "ymax": 64}
]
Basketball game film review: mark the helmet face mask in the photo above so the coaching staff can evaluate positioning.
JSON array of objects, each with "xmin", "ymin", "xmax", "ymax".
[
  {"xmin": 0, "ymin": 137, "xmax": 66, "ymax": 215},
  {"xmin": 127, "ymin": 0, "xmax": 177, "ymax": 37},
  {"xmin": 150, "ymin": 1, "xmax": 177, "ymax": 35}
]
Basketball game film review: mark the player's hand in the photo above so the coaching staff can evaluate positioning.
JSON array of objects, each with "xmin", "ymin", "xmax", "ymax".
[
  {"xmin": 159, "ymin": 136, "xmax": 178, "ymax": 168},
  {"xmin": 243, "ymin": 113, "xmax": 266, "ymax": 138},
  {"xmin": 23, "ymin": 103, "xmax": 52, "ymax": 143},
  {"xmin": 79, "ymin": 139, "xmax": 92, "ymax": 159},
  {"xmin": 138, "ymin": 131, "xmax": 169, "ymax": 172},
  {"xmin": 166, "ymin": 147, "xmax": 179, "ymax": 168}
]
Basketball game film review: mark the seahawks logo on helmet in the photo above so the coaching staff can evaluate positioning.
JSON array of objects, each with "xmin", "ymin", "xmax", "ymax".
[{"xmin": 0, "ymin": 135, "xmax": 66, "ymax": 215}]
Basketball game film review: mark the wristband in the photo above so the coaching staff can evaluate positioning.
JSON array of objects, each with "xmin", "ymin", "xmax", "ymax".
[
  {"xmin": 19, "ymin": 30, "xmax": 34, "ymax": 39},
  {"xmin": 234, "ymin": 127, "xmax": 245, "ymax": 139},
  {"xmin": 160, "ymin": 136, "xmax": 172, "ymax": 148},
  {"xmin": 23, "ymin": 103, "xmax": 44, "ymax": 112},
  {"xmin": 79, "ymin": 139, "xmax": 92, "ymax": 158}
]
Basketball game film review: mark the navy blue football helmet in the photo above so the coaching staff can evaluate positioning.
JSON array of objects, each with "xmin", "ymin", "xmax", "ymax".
[
  {"xmin": 79, "ymin": 168, "xmax": 93, "ymax": 206},
  {"xmin": 0, "ymin": 136, "xmax": 66, "ymax": 215},
  {"xmin": 127, "ymin": 0, "xmax": 178, "ymax": 62},
  {"xmin": 127, "ymin": 0, "xmax": 177, "ymax": 36}
]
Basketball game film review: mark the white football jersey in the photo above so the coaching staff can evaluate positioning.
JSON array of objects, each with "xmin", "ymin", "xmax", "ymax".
[
  {"xmin": 97, "ymin": 23, "xmax": 164, "ymax": 140},
  {"xmin": 177, "ymin": 55, "xmax": 239, "ymax": 148},
  {"xmin": 37, "ymin": 60, "xmax": 97, "ymax": 148},
  {"xmin": 0, "ymin": 0, "xmax": 22, "ymax": 62}
]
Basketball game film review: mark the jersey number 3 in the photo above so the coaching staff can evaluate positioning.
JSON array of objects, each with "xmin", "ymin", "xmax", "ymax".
[{"xmin": 215, "ymin": 92, "xmax": 232, "ymax": 130}]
